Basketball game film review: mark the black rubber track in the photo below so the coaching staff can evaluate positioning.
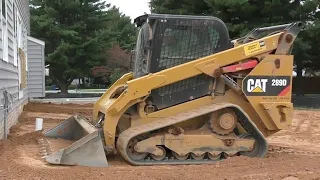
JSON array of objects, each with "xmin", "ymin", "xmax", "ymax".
[{"xmin": 116, "ymin": 103, "xmax": 268, "ymax": 166}]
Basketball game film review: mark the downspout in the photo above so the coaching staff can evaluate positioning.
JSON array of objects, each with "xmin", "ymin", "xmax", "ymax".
[{"xmin": 3, "ymin": 91, "xmax": 8, "ymax": 139}]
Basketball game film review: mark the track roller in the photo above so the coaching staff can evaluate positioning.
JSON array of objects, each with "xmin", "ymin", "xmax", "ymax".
[
  {"xmin": 126, "ymin": 137, "xmax": 148, "ymax": 161},
  {"xmin": 150, "ymin": 146, "xmax": 167, "ymax": 161},
  {"xmin": 172, "ymin": 152, "xmax": 189, "ymax": 160},
  {"xmin": 191, "ymin": 153, "xmax": 205, "ymax": 160}
]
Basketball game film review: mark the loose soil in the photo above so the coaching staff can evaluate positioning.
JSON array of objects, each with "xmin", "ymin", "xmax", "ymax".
[{"xmin": 0, "ymin": 102, "xmax": 320, "ymax": 180}]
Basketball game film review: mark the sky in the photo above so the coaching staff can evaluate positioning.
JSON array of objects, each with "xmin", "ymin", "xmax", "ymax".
[{"xmin": 105, "ymin": 0, "xmax": 151, "ymax": 21}]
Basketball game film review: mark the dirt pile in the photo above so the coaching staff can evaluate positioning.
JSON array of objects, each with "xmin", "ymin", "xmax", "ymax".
[
  {"xmin": 0, "ymin": 103, "xmax": 320, "ymax": 180},
  {"xmin": 18, "ymin": 111, "xmax": 71, "ymax": 125},
  {"xmin": 267, "ymin": 109, "xmax": 320, "ymax": 154},
  {"xmin": 23, "ymin": 102, "xmax": 93, "ymax": 118},
  {"xmin": 0, "ymin": 131, "xmax": 42, "ymax": 152}
]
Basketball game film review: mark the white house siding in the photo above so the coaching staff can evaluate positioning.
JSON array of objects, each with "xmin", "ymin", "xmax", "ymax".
[
  {"xmin": 27, "ymin": 36, "xmax": 45, "ymax": 98},
  {"xmin": 0, "ymin": 0, "xmax": 30, "ymax": 139}
]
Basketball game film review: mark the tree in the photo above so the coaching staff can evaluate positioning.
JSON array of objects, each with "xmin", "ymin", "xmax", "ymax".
[
  {"xmin": 107, "ymin": 44, "xmax": 132, "ymax": 70},
  {"xmin": 303, "ymin": 20, "xmax": 320, "ymax": 71},
  {"xmin": 91, "ymin": 66, "xmax": 112, "ymax": 85},
  {"xmin": 149, "ymin": 0, "xmax": 320, "ymax": 73},
  {"xmin": 106, "ymin": 44, "xmax": 133, "ymax": 84},
  {"xmin": 104, "ymin": 6, "xmax": 138, "ymax": 50},
  {"xmin": 150, "ymin": 0, "xmax": 313, "ymax": 37},
  {"xmin": 150, "ymin": 0, "xmax": 212, "ymax": 15},
  {"xmin": 30, "ymin": 1, "xmax": 138, "ymax": 93},
  {"xmin": 30, "ymin": 0, "xmax": 117, "ymax": 94},
  {"xmin": 91, "ymin": 44, "xmax": 133, "ymax": 86},
  {"xmin": 87, "ymin": 7, "xmax": 137, "ymax": 87}
]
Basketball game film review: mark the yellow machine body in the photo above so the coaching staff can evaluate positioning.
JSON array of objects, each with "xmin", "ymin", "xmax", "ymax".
[{"xmin": 43, "ymin": 14, "xmax": 302, "ymax": 167}]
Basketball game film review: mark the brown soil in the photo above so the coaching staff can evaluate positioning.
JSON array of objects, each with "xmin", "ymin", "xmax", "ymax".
[
  {"xmin": 23, "ymin": 102, "xmax": 93, "ymax": 118},
  {"xmin": 0, "ymin": 102, "xmax": 320, "ymax": 180}
]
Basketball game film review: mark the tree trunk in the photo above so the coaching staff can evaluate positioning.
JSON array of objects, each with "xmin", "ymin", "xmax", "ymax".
[
  {"xmin": 81, "ymin": 77, "xmax": 85, "ymax": 88},
  {"xmin": 59, "ymin": 83, "xmax": 69, "ymax": 95},
  {"xmin": 296, "ymin": 58, "xmax": 304, "ymax": 97}
]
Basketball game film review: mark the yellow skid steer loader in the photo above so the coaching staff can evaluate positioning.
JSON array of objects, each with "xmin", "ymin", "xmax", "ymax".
[{"xmin": 43, "ymin": 14, "xmax": 302, "ymax": 167}]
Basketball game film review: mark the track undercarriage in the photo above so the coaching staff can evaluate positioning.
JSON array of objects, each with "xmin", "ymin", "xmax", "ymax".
[{"xmin": 116, "ymin": 103, "xmax": 267, "ymax": 165}]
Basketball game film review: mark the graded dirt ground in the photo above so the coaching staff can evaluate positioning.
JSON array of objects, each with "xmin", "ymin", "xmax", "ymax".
[{"xmin": 0, "ymin": 102, "xmax": 320, "ymax": 180}]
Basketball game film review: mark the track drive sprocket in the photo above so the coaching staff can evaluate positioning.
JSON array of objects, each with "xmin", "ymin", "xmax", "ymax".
[{"xmin": 208, "ymin": 108, "xmax": 238, "ymax": 135}]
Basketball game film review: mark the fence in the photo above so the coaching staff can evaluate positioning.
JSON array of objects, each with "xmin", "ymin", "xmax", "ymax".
[
  {"xmin": 291, "ymin": 77, "xmax": 320, "ymax": 108},
  {"xmin": 292, "ymin": 77, "xmax": 320, "ymax": 95}
]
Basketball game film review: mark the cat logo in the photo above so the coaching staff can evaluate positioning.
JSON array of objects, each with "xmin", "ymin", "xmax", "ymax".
[{"xmin": 246, "ymin": 79, "xmax": 268, "ymax": 93}]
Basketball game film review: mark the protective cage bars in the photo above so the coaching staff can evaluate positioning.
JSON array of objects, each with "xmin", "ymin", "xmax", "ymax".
[{"xmin": 149, "ymin": 17, "xmax": 232, "ymax": 110}]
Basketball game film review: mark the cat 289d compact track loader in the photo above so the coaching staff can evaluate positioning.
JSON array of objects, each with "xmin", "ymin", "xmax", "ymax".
[{"xmin": 42, "ymin": 14, "xmax": 302, "ymax": 167}]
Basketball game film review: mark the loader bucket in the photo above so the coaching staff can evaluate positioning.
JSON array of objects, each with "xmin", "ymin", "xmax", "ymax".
[{"xmin": 43, "ymin": 114, "xmax": 108, "ymax": 167}]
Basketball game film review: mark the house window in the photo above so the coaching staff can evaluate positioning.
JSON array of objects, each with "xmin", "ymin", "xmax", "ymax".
[
  {"xmin": 2, "ymin": 19, "xmax": 8, "ymax": 62},
  {"xmin": 1, "ymin": 0, "xmax": 8, "ymax": 62},
  {"xmin": 13, "ymin": 3, "xmax": 16, "ymax": 34},
  {"xmin": 2, "ymin": 0, "xmax": 5, "ymax": 18}
]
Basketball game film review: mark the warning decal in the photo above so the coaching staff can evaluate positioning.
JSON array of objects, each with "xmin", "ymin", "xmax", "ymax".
[
  {"xmin": 244, "ymin": 41, "xmax": 266, "ymax": 56},
  {"xmin": 243, "ymin": 76, "xmax": 291, "ymax": 96}
]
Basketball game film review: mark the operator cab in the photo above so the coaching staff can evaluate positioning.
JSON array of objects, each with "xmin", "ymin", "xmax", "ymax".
[{"xmin": 132, "ymin": 14, "xmax": 232, "ymax": 110}]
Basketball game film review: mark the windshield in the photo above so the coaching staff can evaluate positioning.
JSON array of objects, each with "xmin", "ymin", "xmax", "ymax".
[{"xmin": 159, "ymin": 25, "xmax": 220, "ymax": 69}]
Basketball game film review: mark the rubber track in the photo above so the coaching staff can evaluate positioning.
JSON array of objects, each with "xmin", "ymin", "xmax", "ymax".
[{"xmin": 116, "ymin": 103, "xmax": 268, "ymax": 166}]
